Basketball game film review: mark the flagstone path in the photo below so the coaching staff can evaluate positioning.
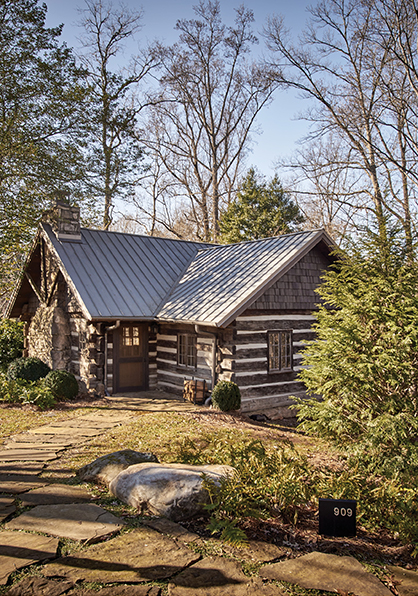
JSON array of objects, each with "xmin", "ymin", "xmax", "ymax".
[{"xmin": 0, "ymin": 396, "xmax": 417, "ymax": 595}]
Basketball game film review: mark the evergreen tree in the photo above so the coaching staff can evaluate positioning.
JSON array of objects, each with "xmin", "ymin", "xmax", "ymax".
[
  {"xmin": 296, "ymin": 231, "xmax": 418, "ymax": 478},
  {"xmin": 0, "ymin": 0, "xmax": 88, "ymax": 311},
  {"xmin": 218, "ymin": 169, "xmax": 303, "ymax": 243}
]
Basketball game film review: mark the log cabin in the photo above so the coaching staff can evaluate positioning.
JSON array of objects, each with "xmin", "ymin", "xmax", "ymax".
[{"xmin": 7, "ymin": 202, "xmax": 334, "ymax": 419}]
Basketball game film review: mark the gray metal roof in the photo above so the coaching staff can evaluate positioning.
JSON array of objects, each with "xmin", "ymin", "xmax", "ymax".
[
  {"xmin": 158, "ymin": 230, "xmax": 332, "ymax": 327},
  {"xmin": 42, "ymin": 224, "xmax": 210, "ymax": 319},
  {"xmin": 36, "ymin": 225, "xmax": 332, "ymax": 325}
]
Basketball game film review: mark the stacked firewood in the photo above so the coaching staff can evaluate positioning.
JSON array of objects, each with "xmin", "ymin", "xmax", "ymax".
[{"xmin": 183, "ymin": 379, "xmax": 207, "ymax": 405}]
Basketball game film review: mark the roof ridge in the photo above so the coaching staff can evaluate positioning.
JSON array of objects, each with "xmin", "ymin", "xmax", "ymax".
[{"xmin": 80, "ymin": 226, "xmax": 214, "ymax": 247}]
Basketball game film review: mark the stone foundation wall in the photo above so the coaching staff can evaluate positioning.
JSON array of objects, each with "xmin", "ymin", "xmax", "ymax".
[{"xmin": 27, "ymin": 305, "xmax": 71, "ymax": 370}]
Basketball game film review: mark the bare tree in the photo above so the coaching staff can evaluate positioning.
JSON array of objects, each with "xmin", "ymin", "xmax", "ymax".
[
  {"xmin": 284, "ymin": 137, "xmax": 367, "ymax": 244},
  {"xmin": 264, "ymin": 0, "xmax": 418, "ymax": 253},
  {"xmin": 78, "ymin": 0, "xmax": 157, "ymax": 229},
  {"xmin": 142, "ymin": 0, "xmax": 277, "ymax": 242}
]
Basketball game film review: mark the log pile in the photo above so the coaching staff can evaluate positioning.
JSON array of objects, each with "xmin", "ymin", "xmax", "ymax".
[{"xmin": 183, "ymin": 379, "xmax": 207, "ymax": 405}]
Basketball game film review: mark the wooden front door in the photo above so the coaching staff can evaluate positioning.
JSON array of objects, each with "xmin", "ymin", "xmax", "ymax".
[{"xmin": 114, "ymin": 324, "xmax": 148, "ymax": 392}]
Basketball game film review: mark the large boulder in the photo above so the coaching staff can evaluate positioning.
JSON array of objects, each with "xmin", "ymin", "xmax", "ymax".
[
  {"xmin": 109, "ymin": 462, "xmax": 235, "ymax": 522},
  {"xmin": 78, "ymin": 450, "xmax": 159, "ymax": 486}
]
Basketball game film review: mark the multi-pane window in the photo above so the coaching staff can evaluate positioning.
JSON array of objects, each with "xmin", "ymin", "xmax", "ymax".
[
  {"xmin": 268, "ymin": 330, "xmax": 293, "ymax": 372},
  {"xmin": 178, "ymin": 334, "xmax": 197, "ymax": 368},
  {"xmin": 120, "ymin": 326, "xmax": 142, "ymax": 358}
]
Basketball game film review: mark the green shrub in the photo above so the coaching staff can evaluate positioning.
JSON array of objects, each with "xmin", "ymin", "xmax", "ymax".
[
  {"xmin": 0, "ymin": 372, "xmax": 23, "ymax": 403},
  {"xmin": 44, "ymin": 369, "xmax": 79, "ymax": 400},
  {"xmin": 20, "ymin": 379, "xmax": 56, "ymax": 410},
  {"xmin": 0, "ymin": 372, "xmax": 56, "ymax": 409},
  {"xmin": 211, "ymin": 381, "xmax": 241, "ymax": 411},
  {"xmin": 7, "ymin": 357, "xmax": 51, "ymax": 382},
  {"xmin": 296, "ymin": 232, "xmax": 418, "ymax": 479},
  {"xmin": 0, "ymin": 319, "xmax": 24, "ymax": 372}
]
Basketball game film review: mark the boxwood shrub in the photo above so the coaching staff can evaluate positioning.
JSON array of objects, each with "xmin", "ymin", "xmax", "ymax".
[
  {"xmin": 44, "ymin": 370, "xmax": 79, "ymax": 400},
  {"xmin": 211, "ymin": 380, "xmax": 241, "ymax": 411},
  {"xmin": 7, "ymin": 357, "xmax": 51, "ymax": 382}
]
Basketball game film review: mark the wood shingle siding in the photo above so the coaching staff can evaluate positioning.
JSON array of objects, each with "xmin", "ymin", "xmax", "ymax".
[{"xmin": 250, "ymin": 248, "xmax": 330, "ymax": 311}]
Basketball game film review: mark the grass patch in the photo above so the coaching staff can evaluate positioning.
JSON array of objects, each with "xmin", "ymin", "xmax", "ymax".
[{"xmin": 0, "ymin": 405, "xmax": 99, "ymax": 444}]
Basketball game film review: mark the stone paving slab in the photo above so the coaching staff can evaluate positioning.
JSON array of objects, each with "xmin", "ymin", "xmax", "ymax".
[
  {"xmin": 5, "ymin": 503, "xmax": 124, "ymax": 542},
  {"xmin": 19, "ymin": 483, "xmax": 93, "ymax": 507},
  {"xmin": 0, "ymin": 474, "xmax": 48, "ymax": 494},
  {"xmin": 46, "ymin": 420, "xmax": 118, "ymax": 430},
  {"xmin": 167, "ymin": 556, "xmax": 284, "ymax": 596},
  {"xmin": 43, "ymin": 526, "xmax": 200, "ymax": 583},
  {"xmin": 8, "ymin": 434, "xmax": 76, "ymax": 445},
  {"xmin": 260, "ymin": 551, "xmax": 393, "ymax": 596},
  {"xmin": 7, "ymin": 577, "xmax": 75, "ymax": 596},
  {"xmin": 3, "ymin": 442, "xmax": 68, "ymax": 450},
  {"xmin": 28, "ymin": 426, "xmax": 101, "ymax": 436},
  {"xmin": 223, "ymin": 540, "xmax": 286, "ymax": 563},
  {"xmin": 388, "ymin": 565, "xmax": 418, "ymax": 596},
  {"xmin": 0, "ymin": 496, "xmax": 15, "ymax": 522},
  {"xmin": 0, "ymin": 530, "xmax": 59, "ymax": 585},
  {"xmin": 7, "ymin": 577, "xmax": 161, "ymax": 596},
  {"xmin": 0, "ymin": 463, "xmax": 45, "ymax": 474},
  {"xmin": 144, "ymin": 518, "xmax": 201, "ymax": 544},
  {"xmin": 0, "ymin": 449, "xmax": 59, "ymax": 462}
]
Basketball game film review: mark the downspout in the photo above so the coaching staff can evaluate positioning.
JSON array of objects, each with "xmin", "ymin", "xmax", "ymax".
[
  {"xmin": 104, "ymin": 320, "xmax": 120, "ymax": 396},
  {"xmin": 194, "ymin": 325, "xmax": 218, "ymax": 398}
]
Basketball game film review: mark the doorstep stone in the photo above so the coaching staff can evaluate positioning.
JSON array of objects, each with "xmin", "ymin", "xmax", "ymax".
[
  {"xmin": 167, "ymin": 556, "xmax": 284, "ymax": 596},
  {"xmin": 260, "ymin": 551, "xmax": 393, "ymax": 596},
  {"xmin": 5, "ymin": 503, "xmax": 124, "ymax": 542},
  {"xmin": 387, "ymin": 565, "xmax": 418, "ymax": 596},
  {"xmin": 19, "ymin": 483, "xmax": 93, "ymax": 507},
  {"xmin": 43, "ymin": 526, "xmax": 200, "ymax": 583},
  {"xmin": 0, "ymin": 531, "xmax": 59, "ymax": 585}
]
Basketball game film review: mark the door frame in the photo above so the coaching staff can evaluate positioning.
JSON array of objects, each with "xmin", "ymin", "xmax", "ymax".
[{"xmin": 113, "ymin": 323, "xmax": 149, "ymax": 393}]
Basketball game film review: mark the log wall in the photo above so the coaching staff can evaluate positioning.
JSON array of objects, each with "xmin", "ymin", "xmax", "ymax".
[
  {"xmin": 233, "ymin": 312, "xmax": 316, "ymax": 419},
  {"xmin": 156, "ymin": 323, "xmax": 213, "ymax": 395}
]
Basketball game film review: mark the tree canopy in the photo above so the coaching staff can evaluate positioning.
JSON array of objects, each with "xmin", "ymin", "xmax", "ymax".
[
  {"xmin": 296, "ymin": 231, "xmax": 418, "ymax": 479},
  {"xmin": 218, "ymin": 169, "xmax": 303, "ymax": 243},
  {"xmin": 0, "ymin": 0, "xmax": 88, "ymax": 310}
]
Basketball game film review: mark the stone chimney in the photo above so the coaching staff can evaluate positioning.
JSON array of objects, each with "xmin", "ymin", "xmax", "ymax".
[{"xmin": 51, "ymin": 199, "xmax": 82, "ymax": 241}]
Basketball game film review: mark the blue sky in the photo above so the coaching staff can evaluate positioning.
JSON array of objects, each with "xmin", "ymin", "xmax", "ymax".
[{"xmin": 45, "ymin": 0, "xmax": 313, "ymax": 178}]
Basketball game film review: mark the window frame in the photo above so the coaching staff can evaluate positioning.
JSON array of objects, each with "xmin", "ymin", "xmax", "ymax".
[
  {"xmin": 177, "ymin": 333, "xmax": 197, "ymax": 369},
  {"xmin": 267, "ymin": 329, "xmax": 293, "ymax": 373}
]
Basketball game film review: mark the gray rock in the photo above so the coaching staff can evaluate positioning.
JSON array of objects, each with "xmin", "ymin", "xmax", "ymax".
[
  {"xmin": 109, "ymin": 462, "xmax": 236, "ymax": 522},
  {"xmin": 0, "ymin": 531, "xmax": 59, "ymax": 585},
  {"xmin": 5, "ymin": 503, "xmax": 124, "ymax": 542},
  {"xmin": 43, "ymin": 526, "xmax": 200, "ymax": 583},
  {"xmin": 168, "ymin": 556, "xmax": 284, "ymax": 595},
  {"xmin": 78, "ymin": 450, "xmax": 159, "ymax": 486},
  {"xmin": 260, "ymin": 551, "xmax": 393, "ymax": 596},
  {"xmin": 387, "ymin": 565, "xmax": 418, "ymax": 596}
]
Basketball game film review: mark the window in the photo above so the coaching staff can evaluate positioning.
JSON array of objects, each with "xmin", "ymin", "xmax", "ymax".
[
  {"xmin": 268, "ymin": 330, "xmax": 293, "ymax": 372},
  {"xmin": 178, "ymin": 334, "xmax": 197, "ymax": 368}
]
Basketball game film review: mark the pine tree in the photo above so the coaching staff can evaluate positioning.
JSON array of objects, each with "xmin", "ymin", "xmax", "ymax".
[
  {"xmin": 218, "ymin": 169, "xmax": 303, "ymax": 243},
  {"xmin": 0, "ymin": 0, "xmax": 88, "ymax": 311},
  {"xmin": 296, "ymin": 231, "xmax": 418, "ymax": 478}
]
